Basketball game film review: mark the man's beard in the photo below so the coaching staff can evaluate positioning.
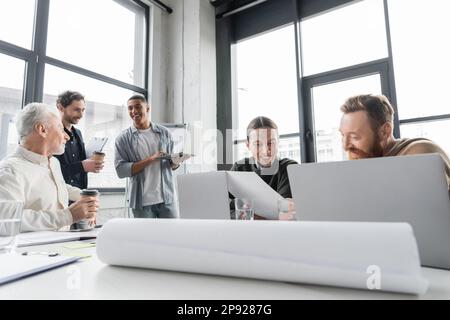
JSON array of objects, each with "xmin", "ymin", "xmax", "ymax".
[
  {"xmin": 347, "ymin": 137, "xmax": 383, "ymax": 160},
  {"xmin": 69, "ymin": 117, "xmax": 80, "ymax": 124},
  {"xmin": 64, "ymin": 115, "xmax": 80, "ymax": 125}
]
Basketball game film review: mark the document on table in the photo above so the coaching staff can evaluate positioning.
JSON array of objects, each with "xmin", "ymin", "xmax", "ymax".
[
  {"xmin": 226, "ymin": 171, "xmax": 283, "ymax": 219},
  {"xmin": 96, "ymin": 218, "xmax": 429, "ymax": 295},
  {"xmin": 17, "ymin": 229, "xmax": 99, "ymax": 247},
  {"xmin": 0, "ymin": 253, "xmax": 80, "ymax": 286}
]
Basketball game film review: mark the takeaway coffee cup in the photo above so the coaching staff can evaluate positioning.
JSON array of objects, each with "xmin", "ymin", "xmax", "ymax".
[
  {"xmin": 91, "ymin": 151, "xmax": 105, "ymax": 162},
  {"xmin": 77, "ymin": 189, "xmax": 100, "ymax": 229}
]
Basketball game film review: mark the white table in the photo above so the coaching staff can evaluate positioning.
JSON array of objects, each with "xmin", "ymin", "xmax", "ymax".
[{"xmin": 1, "ymin": 240, "xmax": 450, "ymax": 300}]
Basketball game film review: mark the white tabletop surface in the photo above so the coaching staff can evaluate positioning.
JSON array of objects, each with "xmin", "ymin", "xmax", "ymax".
[{"xmin": 1, "ymin": 240, "xmax": 450, "ymax": 300}]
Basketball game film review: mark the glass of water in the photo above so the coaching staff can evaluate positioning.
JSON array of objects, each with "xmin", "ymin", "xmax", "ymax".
[
  {"xmin": 278, "ymin": 198, "xmax": 296, "ymax": 221},
  {"xmin": 234, "ymin": 198, "xmax": 254, "ymax": 220},
  {"xmin": 0, "ymin": 200, "xmax": 23, "ymax": 254}
]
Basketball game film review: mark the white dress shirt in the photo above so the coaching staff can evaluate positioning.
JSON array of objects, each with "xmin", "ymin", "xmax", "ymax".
[{"xmin": 0, "ymin": 145, "xmax": 81, "ymax": 231}]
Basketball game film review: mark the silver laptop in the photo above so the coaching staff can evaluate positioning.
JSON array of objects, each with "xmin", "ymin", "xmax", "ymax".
[
  {"xmin": 287, "ymin": 154, "xmax": 450, "ymax": 269},
  {"xmin": 176, "ymin": 171, "xmax": 230, "ymax": 219}
]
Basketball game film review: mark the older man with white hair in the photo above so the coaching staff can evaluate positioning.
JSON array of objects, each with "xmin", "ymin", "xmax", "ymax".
[{"xmin": 0, "ymin": 103, "xmax": 99, "ymax": 231}]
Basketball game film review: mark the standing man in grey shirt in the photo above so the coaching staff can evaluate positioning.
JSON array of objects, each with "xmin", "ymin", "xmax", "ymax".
[{"xmin": 114, "ymin": 94, "xmax": 183, "ymax": 218}]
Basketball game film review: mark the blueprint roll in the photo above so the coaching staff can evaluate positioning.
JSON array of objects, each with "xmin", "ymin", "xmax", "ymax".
[{"xmin": 96, "ymin": 219, "xmax": 428, "ymax": 295}]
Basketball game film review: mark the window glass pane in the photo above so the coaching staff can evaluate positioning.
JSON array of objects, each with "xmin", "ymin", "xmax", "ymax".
[
  {"xmin": 234, "ymin": 24, "xmax": 300, "ymax": 141},
  {"xmin": 311, "ymin": 74, "xmax": 382, "ymax": 162},
  {"xmin": 47, "ymin": 0, "xmax": 146, "ymax": 86},
  {"xmin": 0, "ymin": 54, "xmax": 26, "ymax": 160},
  {"xmin": 301, "ymin": 0, "xmax": 388, "ymax": 76},
  {"xmin": 0, "ymin": 0, "xmax": 35, "ymax": 49},
  {"xmin": 43, "ymin": 65, "xmax": 137, "ymax": 189},
  {"xmin": 388, "ymin": 0, "xmax": 450, "ymax": 119},
  {"xmin": 234, "ymin": 135, "xmax": 301, "ymax": 164},
  {"xmin": 400, "ymin": 120, "xmax": 450, "ymax": 157},
  {"xmin": 278, "ymin": 136, "xmax": 301, "ymax": 163}
]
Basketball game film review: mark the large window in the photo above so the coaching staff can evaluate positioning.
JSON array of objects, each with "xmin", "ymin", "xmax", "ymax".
[
  {"xmin": 0, "ymin": 54, "xmax": 26, "ymax": 159},
  {"xmin": 0, "ymin": 0, "xmax": 36, "ymax": 49},
  {"xmin": 233, "ymin": 24, "xmax": 301, "ymax": 163},
  {"xmin": 0, "ymin": 0, "xmax": 149, "ymax": 190},
  {"xmin": 301, "ymin": 0, "xmax": 388, "ymax": 76},
  {"xmin": 388, "ymin": 0, "xmax": 450, "ymax": 155},
  {"xmin": 47, "ymin": 0, "xmax": 146, "ymax": 86},
  {"xmin": 43, "ymin": 66, "xmax": 135, "ymax": 189},
  {"xmin": 0, "ymin": 0, "xmax": 35, "ymax": 160},
  {"xmin": 300, "ymin": 0, "xmax": 391, "ymax": 162},
  {"xmin": 309, "ymin": 74, "xmax": 383, "ymax": 162},
  {"xmin": 229, "ymin": 0, "xmax": 450, "ymax": 164}
]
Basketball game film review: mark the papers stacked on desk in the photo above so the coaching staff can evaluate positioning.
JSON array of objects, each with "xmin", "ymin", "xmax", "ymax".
[
  {"xmin": 17, "ymin": 229, "xmax": 99, "ymax": 247},
  {"xmin": 96, "ymin": 219, "xmax": 428, "ymax": 295},
  {"xmin": 0, "ymin": 253, "xmax": 80, "ymax": 286}
]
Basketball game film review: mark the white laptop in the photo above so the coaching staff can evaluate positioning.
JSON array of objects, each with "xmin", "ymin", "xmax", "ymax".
[
  {"xmin": 176, "ymin": 171, "xmax": 283, "ymax": 220},
  {"xmin": 176, "ymin": 171, "xmax": 231, "ymax": 219},
  {"xmin": 287, "ymin": 153, "xmax": 450, "ymax": 269}
]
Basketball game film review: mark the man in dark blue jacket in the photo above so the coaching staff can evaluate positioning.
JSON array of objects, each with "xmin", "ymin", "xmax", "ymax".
[{"xmin": 55, "ymin": 91, "xmax": 104, "ymax": 228}]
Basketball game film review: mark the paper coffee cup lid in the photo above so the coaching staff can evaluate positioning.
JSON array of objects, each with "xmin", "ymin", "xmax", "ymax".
[{"xmin": 80, "ymin": 189, "xmax": 99, "ymax": 196}]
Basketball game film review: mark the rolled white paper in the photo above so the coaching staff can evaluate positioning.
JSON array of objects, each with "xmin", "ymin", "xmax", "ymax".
[{"xmin": 96, "ymin": 219, "xmax": 428, "ymax": 295}]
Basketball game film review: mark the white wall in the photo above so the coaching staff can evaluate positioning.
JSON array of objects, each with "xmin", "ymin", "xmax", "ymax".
[
  {"xmin": 101, "ymin": 0, "xmax": 217, "ymax": 222},
  {"xmin": 151, "ymin": 0, "xmax": 217, "ymax": 172}
]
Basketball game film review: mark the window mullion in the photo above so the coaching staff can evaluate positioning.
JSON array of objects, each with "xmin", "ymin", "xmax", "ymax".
[{"xmin": 32, "ymin": 0, "xmax": 50, "ymax": 102}]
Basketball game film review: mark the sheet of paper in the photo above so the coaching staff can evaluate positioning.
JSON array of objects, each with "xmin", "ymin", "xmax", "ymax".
[
  {"xmin": 63, "ymin": 242, "xmax": 96, "ymax": 250},
  {"xmin": 0, "ymin": 253, "xmax": 79, "ymax": 285},
  {"xmin": 96, "ymin": 219, "xmax": 429, "ymax": 295},
  {"xmin": 62, "ymin": 252, "xmax": 92, "ymax": 259},
  {"xmin": 17, "ymin": 229, "xmax": 99, "ymax": 247},
  {"xmin": 85, "ymin": 137, "xmax": 108, "ymax": 158},
  {"xmin": 172, "ymin": 153, "xmax": 193, "ymax": 163},
  {"xmin": 158, "ymin": 152, "xmax": 193, "ymax": 162},
  {"xmin": 226, "ymin": 171, "xmax": 283, "ymax": 219}
]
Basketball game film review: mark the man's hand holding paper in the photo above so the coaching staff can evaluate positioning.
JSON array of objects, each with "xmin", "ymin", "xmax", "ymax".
[{"xmin": 171, "ymin": 152, "xmax": 193, "ymax": 165}]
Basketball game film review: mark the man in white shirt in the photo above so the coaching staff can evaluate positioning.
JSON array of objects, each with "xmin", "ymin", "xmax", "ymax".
[{"xmin": 0, "ymin": 103, "xmax": 99, "ymax": 232}]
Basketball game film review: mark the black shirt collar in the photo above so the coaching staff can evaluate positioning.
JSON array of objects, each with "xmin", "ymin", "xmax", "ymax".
[{"xmin": 64, "ymin": 126, "xmax": 79, "ymax": 141}]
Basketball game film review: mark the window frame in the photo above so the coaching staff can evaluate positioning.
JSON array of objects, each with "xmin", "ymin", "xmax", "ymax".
[
  {"xmin": 386, "ymin": 0, "xmax": 450, "ymax": 130},
  {"xmin": 0, "ymin": 0, "xmax": 150, "ymax": 193},
  {"xmin": 217, "ymin": 0, "xmax": 409, "ymax": 166},
  {"xmin": 302, "ymin": 58, "xmax": 396, "ymax": 162}
]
